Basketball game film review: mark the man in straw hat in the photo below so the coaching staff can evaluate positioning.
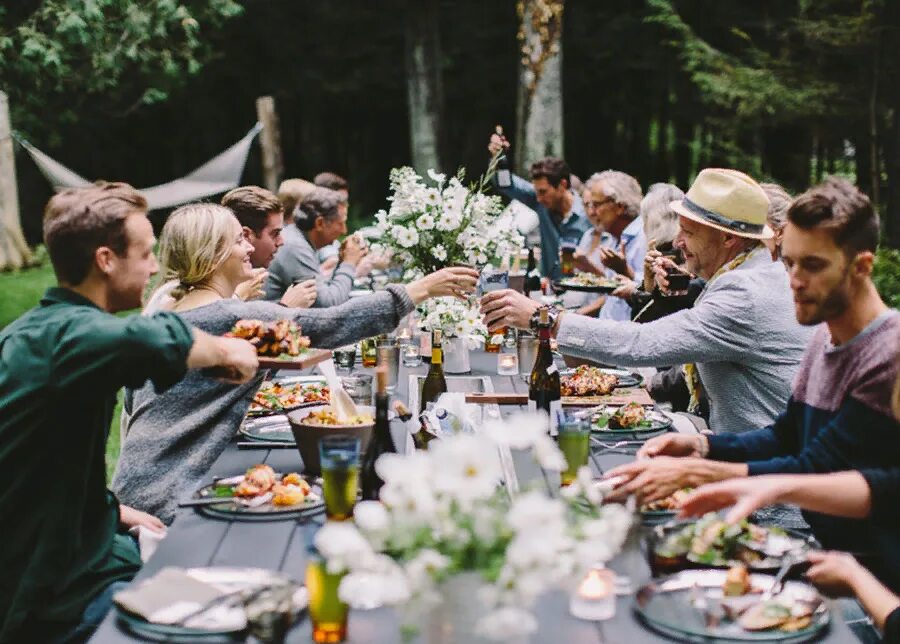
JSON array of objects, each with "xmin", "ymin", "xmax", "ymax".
[
  {"xmin": 482, "ymin": 168, "xmax": 812, "ymax": 434},
  {"xmin": 604, "ymin": 178, "xmax": 900, "ymax": 587}
]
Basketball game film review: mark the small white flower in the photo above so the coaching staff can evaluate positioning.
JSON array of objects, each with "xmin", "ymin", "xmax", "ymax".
[
  {"xmin": 353, "ymin": 500, "xmax": 390, "ymax": 533},
  {"xmin": 423, "ymin": 187, "xmax": 442, "ymax": 206},
  {"xmin": 432, "ymin": 244, "xmax": 447, "ymax": 261},
  {"xmin": 416, "ymin": 213, "xmax": 435, "ymax": 231},
  {"xmin": 430, "ymin": 434, "xmax": 502, "ymax": 506},
  {"xmin": 314, "ymin": 522, "xmax": 372, "ymax": 573},
  {"xmin": 427, "ymin": 168, "xmax": 446, "ymax": 184},
  {"xmin": 393, "ymin": 225, "xmax": 420, "ymax": 249}
]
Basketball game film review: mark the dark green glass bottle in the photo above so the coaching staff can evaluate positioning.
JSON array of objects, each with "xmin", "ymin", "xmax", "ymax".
[
  {"xmin": 360, "ymin": 367, "xmax": 395, "ymax": 501},
  {"xmin": 420, "ymin": 329, "xmax": 447, "ymax": 412},
  {"xmin": 529, "ymin": 308, "xmax": 561, "ymax": 430}
]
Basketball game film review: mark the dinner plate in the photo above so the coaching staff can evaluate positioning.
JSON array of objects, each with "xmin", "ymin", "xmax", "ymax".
[
  {"xmin": 190, "ymin": 476, "xmax": 325, "ymax": 522},
  {"xmin": 552, "ymin": 279, "xmax": 619, "ymax": 294},
  {"xmin": 239, "ymin": 415, "xmax": 294, "ymax": 443},
  {"xmin": 559, "ymin": 367, "xmax": 643, "ymax": 389},
  {"xmin": 115, "ymin": 568, "xmax": 301, "ymax": 643},
  {"xmin": 634, "ymin": 569, "xmax": 830, "ymax": 642},
  {"xmin": 591, "ymin": 406, "xmax": 672, "ymax": 434},
  {"xmin": 246, "ymin": 377, "xmax": 330, "ymax": 417}
]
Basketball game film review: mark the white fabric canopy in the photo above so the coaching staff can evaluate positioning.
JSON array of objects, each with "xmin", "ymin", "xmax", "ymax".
[{"xmin": 17, "ymin": 122, "xmax": 263, "ymax": 210}]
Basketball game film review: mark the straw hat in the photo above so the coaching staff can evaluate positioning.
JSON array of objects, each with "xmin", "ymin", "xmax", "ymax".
[{"xmin": 671, "ymin": 168, "xmax": 773, "ymax": 240}]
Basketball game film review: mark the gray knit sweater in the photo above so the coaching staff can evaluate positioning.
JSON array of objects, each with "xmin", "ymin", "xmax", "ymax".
[
  {"xmin": 557, "ymin": 247, "xmax": 815, "ymax": 434},
  {"xmin": 112, "ymin": 284, "xmax": 414, "ymax": 524}
]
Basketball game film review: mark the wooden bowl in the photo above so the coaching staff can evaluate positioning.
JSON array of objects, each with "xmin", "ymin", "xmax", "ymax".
[{"xmin": 287, "ymin": 405, "xmax": 374, "ymax": 475}]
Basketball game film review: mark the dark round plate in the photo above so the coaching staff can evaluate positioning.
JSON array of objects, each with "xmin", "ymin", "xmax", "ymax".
[
  {"xmin": 634, "ymin": 569, "xmax": 830, "ymax": 643},
  {"xmin": 192, "ymin": 480, "xmax": 324, "ymax": 522},
  {"xmin": 553, "ymin": 279, "xmax": 618, "ymax": 293},
  {"xmin": 116, "ymin": 609, "xmax": 245, "ymax": 643}
]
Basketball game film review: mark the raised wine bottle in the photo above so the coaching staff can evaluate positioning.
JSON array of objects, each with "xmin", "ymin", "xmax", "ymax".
[
  {"xmin": 529, "ymin": 308, "xmax": 561, "ymax": 434},
  {"xmin": 525, "ymin": 246, "xmax": 541, "ymax": 294},
  {"xmin": 360, "ymin": 367, "xmax": 396, "ymax": 501},
  {"xmin": 420, "ymin": 329, "xmax": 447, "ymax": 411},
  {"xmin": 494, "ymin": 125, "xmax": 512, "ymax": 188}
]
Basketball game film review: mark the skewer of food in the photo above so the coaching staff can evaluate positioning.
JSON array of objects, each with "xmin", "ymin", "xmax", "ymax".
[
  {"xmin": 561, "ymin": 365, "xmax": 619, "ymax": 396},
  {"xmin": 226, "ymin": 319, "xmax": 311, "ymax": 358}
]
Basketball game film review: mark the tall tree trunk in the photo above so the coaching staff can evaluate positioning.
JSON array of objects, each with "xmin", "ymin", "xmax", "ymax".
[
  {"xmin": 868, "ymin": 42, "xmax": 881, "ymax": 207},
  {"xmin": 0, "ymin": 91, "xmax": 32, "ymax": 271},
  {"xmin": 405, "ymin": 0, "xmax": 444, "ymax": 174},
  {"xmin": 886, "ymin": 89, "xmax": 900, "ymax": 246},
  {"xmin": 515, "ymin": 0, "xmax": 565, "ymax": 173}
]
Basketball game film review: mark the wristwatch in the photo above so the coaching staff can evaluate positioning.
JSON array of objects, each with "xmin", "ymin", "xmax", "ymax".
[{"xmin": 529, "ymin": 305, "xmax": 561, "ymax": 334}]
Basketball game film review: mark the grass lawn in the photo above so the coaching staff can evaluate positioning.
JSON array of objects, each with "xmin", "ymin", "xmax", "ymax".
[{"xmin": 1, "ymin": 263, "xmax": 126, "ymax": 482}]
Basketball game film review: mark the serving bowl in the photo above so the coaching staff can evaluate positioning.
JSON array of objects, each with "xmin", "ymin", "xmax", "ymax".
[{"xmin": 287, "ymin": 405, "xmax": 375, "ymax": 475}]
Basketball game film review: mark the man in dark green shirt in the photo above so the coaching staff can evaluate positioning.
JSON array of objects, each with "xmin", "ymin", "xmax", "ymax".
[{"xmin": 0, "ymin": 183, "xmax": 258, "ymax": 642}]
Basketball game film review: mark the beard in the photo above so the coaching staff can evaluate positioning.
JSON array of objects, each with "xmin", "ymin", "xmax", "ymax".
[{"xmin": 797, "ymin": 279, "xmax": 851, "ymax": 326}]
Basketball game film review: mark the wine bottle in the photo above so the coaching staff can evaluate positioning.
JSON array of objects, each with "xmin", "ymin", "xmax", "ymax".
[
  {"xmin": 525, "ymin": 246, "xmax": 541, "ymax": 294},
  {"xmin": 529, "ymin": 308, "xmax": 561, "ymax": 435},
  {"xmin": 494, "ymin": 125, "xmax": 512, "ymax": 188},
  {"xmin": 360, "ymin": 367, "xmax": 396, "ymax": 500},
  {"xmin": 420, "ymin": 329, "xmax": 447, "ymax": 411}
]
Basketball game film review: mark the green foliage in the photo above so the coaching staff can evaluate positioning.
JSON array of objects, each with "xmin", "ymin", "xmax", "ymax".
[
  {"xmin": 0, "ymin": 1, "xmax": 243, "ymax": 139},
  {"xmin": 873, "ymin": 247, "xmax": 900, "ymax": 308}
]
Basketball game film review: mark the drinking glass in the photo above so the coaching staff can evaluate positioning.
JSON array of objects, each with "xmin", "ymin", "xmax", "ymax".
[
  {"xmin": 481, "ymin": 267, "xmax": 509, "ymax": 348},
  {"xmin": 306, "ymin": 554, "xmax": 348, "ymax": 643},
  {"xmin": 340, "ymin": 373, "xmax": 372, "ymax": 407},
  {"xmin": 558, "ymin": 417, "xmax": 590, "ymax": 487},
  {"xmin": 402, "ymin": 341, "xmax": 422, "ymax": 367},
  {"xmin": 359, "ymin": 337, "xmax": 378, "ymax": 368},
  {"xmin": 319, "ymin": 436, "xmax": 360, "ymax": 521},
  {"xmin": 333, "ymin": 345, "xmax": 357, "ymax": 371},
  {"xmin": 517, "ymin": 332, "xmax": 539, "ymax": 375},
  {"xmin": 375, "ymin": 337, "xmax": 399, "ymax": 392}
]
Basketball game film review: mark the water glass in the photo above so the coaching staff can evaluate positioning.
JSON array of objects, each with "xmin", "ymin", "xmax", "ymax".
[
  {"xmin": 359, "ymin": 337, "xmax": 378, "ymax": 368},
  {"xmin": 340, "ymin": 373, "xmax": 372, "ymax": 407},
  {"xmin": 558, "ymin": 417, "xmax": 590, "ymax": 487},
  {"xmin": 319, "ymin": 436, "xmax": 360, "ymax": 521},
  {"xmin": 402, "ymin": 341, "xmax": 422, "ymax": 367},
  {"xmin": 333, "ymin": 345, "xmax": 357, "ymax": 371},
  {"xmin": 306, "ymin": 554, "xmax": 349, "ymax": 643},
  {"xmin": 560, "ymin": 243, "xmax": 577, "ymax": 277},
  {"xmin": 517, "ymin": 332, "xmax": 539, "ymax": 375},
  {"xmin": 375, "ymin": 337, "xmax": 399, "ymax": 392}
]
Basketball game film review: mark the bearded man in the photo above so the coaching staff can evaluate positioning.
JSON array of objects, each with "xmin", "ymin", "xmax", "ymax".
[{"xmin": 604, "ymin": 177, "xmax": 900, "ymax": 588}]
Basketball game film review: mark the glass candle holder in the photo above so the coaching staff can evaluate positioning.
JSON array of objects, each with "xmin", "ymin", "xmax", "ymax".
[
  {"xmin": 497, "ymin": 352, "xmax": 519, "ymax": 375},
  {"xmin": 333, "ymin": 345, "xmax": 357, "ymax": 371},
  {"xmin": 306, "ymin": 555, "xmax": 349, "ymax": 643},
  {"xmin": 569, "ymin": 567, "xmax": 616, "ymax": 621},
  {"xmin": 340, "ymin": 374, "xmax": 372, "ymax": 407}
]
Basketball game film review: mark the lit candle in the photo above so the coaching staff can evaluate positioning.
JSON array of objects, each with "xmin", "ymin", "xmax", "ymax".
[
  {"xmin": 497, "ymin": 353, "xmax": 519, "ymax": 375},
  {"xmin": 569, "ymin": 568, "xmax": 616, "ymax": 621},
  {"xmin": 398, "ymin": 328, "xmax": 412, "ymax": 344}
]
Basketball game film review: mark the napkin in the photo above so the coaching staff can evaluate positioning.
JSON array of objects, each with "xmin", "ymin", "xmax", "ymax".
[{"xmin": 113, "ymin": 567, "xmax": 245, "ymax": 630}]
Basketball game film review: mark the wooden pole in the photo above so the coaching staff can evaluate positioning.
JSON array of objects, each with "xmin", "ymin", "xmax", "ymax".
[
  {"xmin": 0, "ymin": 91, "xmax": 32, "ymax": 271},
  {"xmin": 255, "ymin": 96, "xmax": 283, "ymax": 193}
]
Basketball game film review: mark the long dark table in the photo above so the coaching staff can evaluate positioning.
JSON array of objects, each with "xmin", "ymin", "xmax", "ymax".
[{"xmin": 91, "ymin": 351, "xmax": 864, "ymax": 643}]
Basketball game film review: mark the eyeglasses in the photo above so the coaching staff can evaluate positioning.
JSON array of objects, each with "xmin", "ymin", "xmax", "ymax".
[{"xmin": 587, "ymin": 197, "xmax": 615, "ymax": 209}]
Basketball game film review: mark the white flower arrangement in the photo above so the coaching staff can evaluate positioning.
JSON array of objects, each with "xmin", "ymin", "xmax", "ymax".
[
  {"xmin": 416, "ymin": 296, "xmax": 487, "ymax": 348},
  {"xmin": 372, "ymin": 162, "xmax": 524, "ymax": 276},
  {"xmin": 315, "ymin": 412, "xmax": 632, "ymax": 641}
]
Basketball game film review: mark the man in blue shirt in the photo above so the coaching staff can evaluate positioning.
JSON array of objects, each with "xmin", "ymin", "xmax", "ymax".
[{"xmin": 488, "ymin": 133, "xmax": 589, "ymax": 279}]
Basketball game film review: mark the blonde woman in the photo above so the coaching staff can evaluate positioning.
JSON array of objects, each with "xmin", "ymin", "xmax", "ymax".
[{"xmin": 112, "ymin": 203, "xmax": 477, "ymax": 524}]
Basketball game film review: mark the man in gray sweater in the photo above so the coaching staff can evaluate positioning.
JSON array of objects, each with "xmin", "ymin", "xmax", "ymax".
[
  {"xmin": 264, "ymin": 187, "xmax": 367, "ymax": 306},
  {"xmin": 481, "ymin": 168, "xmax": 813, "ymax": 434}
]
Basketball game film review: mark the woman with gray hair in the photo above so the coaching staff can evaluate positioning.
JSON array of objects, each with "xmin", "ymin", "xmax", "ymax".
[
  {"xmin": 571, "ymin": 170, "xmax": 647, "ymax": 321},
  {"xmin": 760, "ymin": 183, "xmax": 791, "ymax": 260}
]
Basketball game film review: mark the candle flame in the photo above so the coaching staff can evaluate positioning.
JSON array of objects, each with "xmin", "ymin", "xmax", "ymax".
[{"xmin": 578, "ymin": 570, "xmax": 610, "ymax": 599}]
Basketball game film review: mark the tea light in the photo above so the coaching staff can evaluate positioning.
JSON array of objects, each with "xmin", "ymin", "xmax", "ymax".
[
  {"xmin": 402, "ymin": 343, "xmax": 422, "ymax": 367},
  {"xmin": 569, "ymin": 568, "xmax": 616, "ymax": 621},
  {"xmin": 497, "ymin": 353, "xmax": 518, "ymax": 375},
  {"xmin": 397, "ymin": 328, "xmax": 412, "ymax": 344}
]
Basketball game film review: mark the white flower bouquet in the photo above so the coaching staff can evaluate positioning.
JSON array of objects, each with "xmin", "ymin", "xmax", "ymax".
[
  {"xmin": 314, "ymin": 412, "xmax": 632, "ymax": 641},
  {"xmin": 372, "ymin": 163, "xmax": 524, "ymax": 280},
  {"xmin": 416, "ymin": 296, "xmax": 486, "ymax": 348}
]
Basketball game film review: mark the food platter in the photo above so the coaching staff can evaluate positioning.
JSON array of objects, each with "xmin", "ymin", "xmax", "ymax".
[
  {"xmin": 591, "ymin": 403, "xmax": 672, "ymax": 434},
  {"xmin": 553, "ymin": 274, "xmax": 620, "ymax": 293},
  {"xmin": 225, "ymin": 318, "xmax": 332, "ymax": 370},
  {"xmin": 246, "ymin": 377, "xmax": 330, "ymax": 416},
  {"xmin": 635, "ymin": 569, "xmax": 830, "ymax": 642},
  {"xmin": 182, "ymin": 465, "xmax": 324, "ymax": 522},
  {"xmin": 649, "ymin": 514, "xmax": 813, "ymax": 576},
  {"xmin": 256, "ymin": 348, "xmax": 333, "ymax": 371},
  {"xmin": 239, "ymin": 414, "xmax": 294, "ymax": 443}
]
